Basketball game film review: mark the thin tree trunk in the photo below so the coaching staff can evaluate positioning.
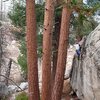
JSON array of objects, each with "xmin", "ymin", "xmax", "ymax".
[
  {"xmin": 41, "ymin": 0, "xmax": 55, "ymax": 99},
  {"xmin": 5, "ymin": 59, "xmax": 12, "ymax": 86},
  {"xmin": 0, "ymin": 31, "xmax": 3, "ymax": 81},
  {"xmin": 0, "ymin": 74, "xmax": 23, "ymax": 91},
  {"xmin": 0, "ymin": 34, "xmax": 2, "ymax": 73},
  {"xmin": 51, "ymin": 5, "xmax": 71, "ymax": 100},
  {"xmin": 26, "ymin": 0, "xmax": 40, "ymax": 100}
]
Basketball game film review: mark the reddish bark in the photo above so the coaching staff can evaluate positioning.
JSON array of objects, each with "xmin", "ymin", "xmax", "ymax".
[
  {"xmin": 26, "ymin": 0, "xmax": 40, "ymax": 100},
  {"xmin": 41, "ymin": 0, "xmax": 55, "ymax": 100},
  {"xmin": 51, "ymin": 5, "xmax": 71, "ymax": 100}
]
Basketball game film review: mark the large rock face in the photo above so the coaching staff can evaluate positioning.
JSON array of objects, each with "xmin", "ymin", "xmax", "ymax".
[
  {"xmin": 71, "ymin": 24, "xmax": 100, "ymax": 100},
  {"xmin": 0, "ymin": 22, "xmax": 22, "ymax": 83}
]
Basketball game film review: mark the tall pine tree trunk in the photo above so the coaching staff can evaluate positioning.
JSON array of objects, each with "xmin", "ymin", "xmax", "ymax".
[
  {"xmin": 26, "ymin": 0, "xmax": 40, "ymax": 100},
  {"xmin": 41, "ymin": 0, "xmax": 55, "ymax": 99},
  {"xmin": 51, "ymin": 5, "xmax": 71, "ymax": 100}
]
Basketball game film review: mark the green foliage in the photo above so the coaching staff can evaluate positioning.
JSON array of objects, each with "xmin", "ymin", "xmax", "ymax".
[
  {"xmin": 9, "ymin": 0, "xmax": 100, "ymax": 78},
  {"xmin": 8, "ymin": 3, "xmax": 26, "ymax": 28},
  {"xmin": 55, "ymin": 7, "xmax": 62, "ymax": 18},
  {"xmin": 71, "ymin": 14, "xmax": 98, "ymax": 37},
  {"xmin": 71, "ymin": 0, "xmax": 77, "ymax": 5},
  {"xmin": 12, "ymin": 31, "xmax": 25, "ymax": 40},
  {"xmin": 17, "ymin": 38, "xmax": 27, "ymax": 76},
  {"xmin": 37, "ymin": 33, "xmax": 43, "ymax": 58},
  {"xmin": 9, "ymin": 3, "xmax": 44, "ymax": 77},
  {"xmin": 8, "ymin": 3, "xmax": 44, "ymax": 28},
  {"xmin": 57, "ymin": 0, "xmax": 100, "ymax": 37},
  {"xmin": 35, "ymin": 4, "xmax": 44, "ymax": 26},
  {"xmin": 19, "ymin": 38, "xmax": 27, "ymax": 55},
  {"xmin": 69, "ymin": 35, "xmax": 75, "ymax": 45},
  {"xmin": 18, "ymin": 54, "xmax": 27, "ymax": 74},
  {"xmin": 17, "ymin": 33, "xmax": 43, "ymax": 76},
  {"xmin": 70, "ymin": 0, "xmax": 100, "ymax": 37},
  {"xmin": 15, "ymin": 92, "xmax": 28, "ymax": 100}
]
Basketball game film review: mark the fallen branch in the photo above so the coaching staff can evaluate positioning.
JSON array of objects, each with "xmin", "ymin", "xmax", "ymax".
[{"xmin": 0, "ymin": 74, "xmax": 23, "ymax": 91}]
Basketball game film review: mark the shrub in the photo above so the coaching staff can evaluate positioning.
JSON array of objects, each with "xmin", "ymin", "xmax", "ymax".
[{"xmin": 15, "ymin": 92, "xmax": 28, "ymax": 100}]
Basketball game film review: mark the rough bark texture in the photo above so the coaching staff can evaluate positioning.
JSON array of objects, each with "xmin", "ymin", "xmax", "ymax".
[
  {"xmin": 51, "ymin": 6, "xmax": 71, "ymax": 100},
  {"xmin": 71, "ymin": 24, "xmax": 100, "ymax": 100},
  {"xmin": 26, "ymin": 0, "xmax": 40, "ymax": 100},
  {"xmin": 41, "ymin": 0, "xmax": 55, "ymax": 99}
]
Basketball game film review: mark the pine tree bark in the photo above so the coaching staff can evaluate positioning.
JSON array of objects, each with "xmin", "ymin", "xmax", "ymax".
[
  {"xmin": 51, "ymin": 5, "xmax": 71, "ymax": 100},
  {"xmin": 41, "ymin": 0, "xmax": 55, "ymax": 100},
  {"xmin": 26, "ymin": 0, "xmax": 40, "ymax": 100}
]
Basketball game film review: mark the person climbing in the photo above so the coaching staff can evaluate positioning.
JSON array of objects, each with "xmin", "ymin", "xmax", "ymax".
[
  {"xmin": 75, "ymin": 43, "xmax": 81, "ymax": 57},
  {"xmin": 74, "ymin": 35, "xmax": 85, "ymax": 59}
]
